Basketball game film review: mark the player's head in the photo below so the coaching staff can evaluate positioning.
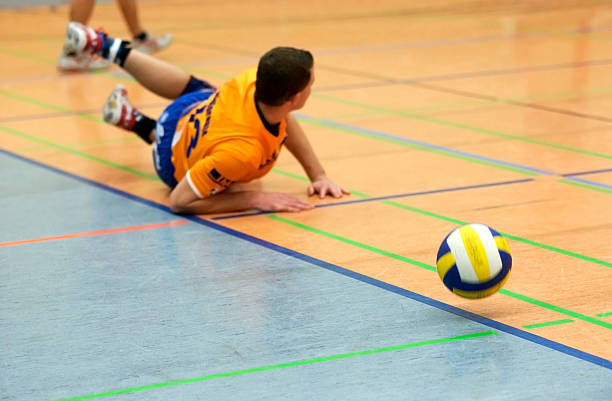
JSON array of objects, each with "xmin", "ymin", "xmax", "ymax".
[{"xmin": 255, "ymin": 47, "xmax": 314, "ymax": 108}]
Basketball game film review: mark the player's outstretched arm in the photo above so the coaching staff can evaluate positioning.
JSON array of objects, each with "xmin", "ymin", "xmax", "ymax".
[
  {"xmin": 283, "ymin": 113, "xmax": 349, "ymax": 199},
  {"xmin": 168, "ymin": 177, "xmax": 314, "ymax": 214}
]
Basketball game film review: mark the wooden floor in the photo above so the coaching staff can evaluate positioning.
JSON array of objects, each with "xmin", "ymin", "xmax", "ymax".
[{"xmin": 1, "ymin": 1, "xmax": 611, "ymax": 400}]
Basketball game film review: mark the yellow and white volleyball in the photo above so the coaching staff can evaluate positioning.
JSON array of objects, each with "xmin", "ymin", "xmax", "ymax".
[{"xmin": 436, "ymin": 223, "xmax": 512, "ymax": 299}]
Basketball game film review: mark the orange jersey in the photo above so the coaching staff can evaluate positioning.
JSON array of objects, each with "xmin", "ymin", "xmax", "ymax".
[{"xmin": 171, "ymin": 68, "xmax": 287, "ymax": 198}]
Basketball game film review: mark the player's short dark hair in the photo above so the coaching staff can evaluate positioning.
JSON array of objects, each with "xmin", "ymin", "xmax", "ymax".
[{"xmin": 255, "ymin": 47, "xmax": 314, "ymax": 106}]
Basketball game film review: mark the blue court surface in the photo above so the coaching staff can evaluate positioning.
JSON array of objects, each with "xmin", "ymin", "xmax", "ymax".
[{"xmin": 1, "ymin": 151, "xmax": 610, "ymax": 400}]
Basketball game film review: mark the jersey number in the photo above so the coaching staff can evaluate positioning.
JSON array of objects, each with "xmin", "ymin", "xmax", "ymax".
[{"xmin": 186, "ymin": 93, "xmax": 219, "ymax": 158}]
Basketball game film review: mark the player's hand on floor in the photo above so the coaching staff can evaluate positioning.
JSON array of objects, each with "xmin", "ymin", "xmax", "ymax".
[
  {"xmin": 253, "ymin": 192, "xmax": 314, "ymax": 212},
  {"xmin": 307, "ymin": 176, "xmax": 349, "ymax": 199}
]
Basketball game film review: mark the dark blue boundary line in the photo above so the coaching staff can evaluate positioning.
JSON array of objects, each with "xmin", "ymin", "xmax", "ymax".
[
  {"xmin": 297, "ymin": 115, "xmax": 612, "ymax": 191},
  {"xmin": 563, "ymin": 168, "xmax": 612, "ymax": 177},
  {"xmin": 1, "ymin": 148, "xmax": 610, "ymax": 370},
  {"xmin": 213, "ymin": 178, "xmax": 535, "ymax": 221},
  {"xmin": 562, "ymin": 168, "xmax": 612, "ymax": 191}
]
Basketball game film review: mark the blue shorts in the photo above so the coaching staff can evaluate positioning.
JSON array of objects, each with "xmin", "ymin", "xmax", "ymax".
[{"xmin": 152, "ymin": 78, "xmax": 215, "ymax": 188}]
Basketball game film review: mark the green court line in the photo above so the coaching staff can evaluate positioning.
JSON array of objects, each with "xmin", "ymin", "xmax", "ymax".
[
  {"xmin": 6, "ymin": 35, "xmax": 612, "ymax": 122},
  {"xmin": 357, "ymin": 84, "xmax": 612, "ymax": 115},
  {"xmin": 299, "ymin": 115, "xmax": 541, "ymax": 177},
  {"xmin": 0, "ymin": 89, "xmax": 102, "ymax": 123},
  {"xmin": 3, "ymin": 87, "xmax": 611, "ymax": 195},
  {"xmin": 1, "ymin": 97, "xmax": 608, "ymax": 268},
  {"xmin": 0, "ymin": 47, "xmax": 59, "ymax": 65},
  {"xmin": 49, "ymin": 330, "xmax": 496, "ymax": 401},
  {"xmin": 0, "ymin": 46, "xmax": 110, "ymax": 79},
  {"xmin": 523, "ymin": 319, "xmax": 575, "ymax": 329},
  {"xmin": 378, "ymin": 199, "xmax": 612, "ymax": 268},
  {"xmin": 1, "ymin": 22, "xmax": 605, "ymax": 400},
  {"xmin": 268, "ymin": 214, "xmax": 436, "ymax": 272},
  {"xmin": 558, "ymin": 178, "xmax": 612, "ymax": 194},
  {"xmin": 323, "ymin": 109, "xmax": 387, "ymax": 120},
  {"xmin": 1, "ymin": 106, "xmax": 609, "ymax": 268},
  {"xmin": 500, "ymin": 290, "xmax": 612, "ymax": 329},
  {"xmin": 1, "ymin": 73, "xmax": 610, "ymax": 266},
  {"xmin": 13, "ymin": 136, "xmax": 140, "ymax": 154},
  {"xmin": 269, "ymin": 168, "xmax": 372, "ymax": 198},
  {"xmin": 312, "ymin": 93, "xmax": 612, "ymax": 160},
  {"xmin": 595, "ymin": 312, "xmax": 612, "ymax": 317},
  {"xmin": 523, "ymin": 313, "xmax": 612, "ymax": 329},
  {"xmin": 3, "ymin": 65, "xmax": 612, "ymax": 183},
  {"xmin": 270, "ymin": 168, "xmax": 311, "ymax": 182},
  {"xmin": 0, "ymin": 124, "xmax": 160, "ymax": 181},
  {"xmin": 498, "ymin": 231, "xmax": 612, "ymax": 267},
  {"xmin": 267, "ymin": 214, "xmax": 612, "ymax": 330},
  {"xmin": 63, "ymin": 136, "xmax": 140, "ymax": 147},
  {"xmin": 346, "ymin": 86, "xmax": 612, "ymax": 117}
]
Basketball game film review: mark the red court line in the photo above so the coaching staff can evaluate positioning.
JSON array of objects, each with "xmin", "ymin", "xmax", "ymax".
[{"xmin": 0, "ymin": 221, "xmax": 188, "ymax": 248}]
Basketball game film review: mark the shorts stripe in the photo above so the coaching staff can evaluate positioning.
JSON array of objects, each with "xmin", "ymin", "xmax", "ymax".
[{"xmin": 152, "ymin": 89, "xmax": 215, "ymax": 188}]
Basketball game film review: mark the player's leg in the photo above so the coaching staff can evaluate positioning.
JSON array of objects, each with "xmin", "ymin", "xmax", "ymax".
[
  {"xmin": 58, "ymin": 0, "xmax": 110, "ymax": 72},
  {"xmin": 101, "ymin": 78, "xmax": 215, "ymax": 144},
  {"xmin": 102, "ymin": 84, "xmax": 156, "ymax": 144},
  {"xmin": 64, "ymin": 22, "xmax": 188, "ymax": 99},
  {"xmin": 122, "ymin": 51, "xmax": 190, "ymax": 99}
]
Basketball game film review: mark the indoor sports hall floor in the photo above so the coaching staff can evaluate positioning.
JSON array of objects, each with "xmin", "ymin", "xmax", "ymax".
[{"xmin": 1, "ymin": 1, "xmax": 611, "ymax": 400}]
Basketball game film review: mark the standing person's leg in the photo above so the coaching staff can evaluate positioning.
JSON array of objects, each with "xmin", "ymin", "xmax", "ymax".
[
  {"xmin": 114, "ymin": 0, "xmax": 143, "ymax": 37},
  {"xmin": 58, "ymin": 0, "xmax": 111, "ymax": 72},
  {"xmin": 115, "ymin": 0, "xmax": 172, "ymax": 54},
  {"xmin": 69, "ymin": 0, "xmax": 96, "ymax": 23}
]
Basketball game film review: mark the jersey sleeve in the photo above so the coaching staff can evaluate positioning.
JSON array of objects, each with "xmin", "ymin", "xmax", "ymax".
[{"xmin": 185, "ymin": 143, "xmax": 260, "ymax": 198}]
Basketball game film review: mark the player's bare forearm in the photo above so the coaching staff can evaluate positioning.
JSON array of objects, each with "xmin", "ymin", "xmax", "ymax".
[
  {"xmin": 284, "ymin": 113, "xmax": 326, "ymax": 181},
  {"xmin": 168, "ymin": 177, "xmax": 313, "ymax": 214},
  {"xmin": 284, "ymin": 113, "xmax": 349, "ymax": 199},
  {"xmin": 169, "ymin": 185, "xmax": 258, "ymax": 214}
]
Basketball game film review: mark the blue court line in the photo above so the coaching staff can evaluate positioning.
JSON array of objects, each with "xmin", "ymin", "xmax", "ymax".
[
  {"xmin": 563, "ymin": 176, "xmax": 612, "ymax": 191},
  {"xmin": 2, "ymin": 148, "xmax": 609, "ymax": 370},
  {"xmin": 212, "ymin": 178, "xmax": 535, "ymax": 221},
  {"xmin": 296, "ymin": 114, "xmax": 555, "ymax": 175},
  {"xmin": 297, "ymin": 115, "xmax": 612, "ymax": 191}
]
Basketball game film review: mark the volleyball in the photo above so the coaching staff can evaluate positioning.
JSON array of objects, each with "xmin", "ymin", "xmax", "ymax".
[{"xmin": 436, "ymin": 223, "xmax": 512, "ymax": 299}]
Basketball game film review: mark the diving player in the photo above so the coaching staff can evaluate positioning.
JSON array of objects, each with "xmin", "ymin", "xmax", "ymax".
[{"xmin": 63, "ymin": 22, "xmax": 348, "ymax": 214}]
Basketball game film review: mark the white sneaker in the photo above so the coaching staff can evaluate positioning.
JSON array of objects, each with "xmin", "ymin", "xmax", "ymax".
[
  {"xmin": 57, "ymin": 52, "xmax": 110, "ymax": 72},
  {"xmin": 133, "ymin": 33, "xmax": 172, "ymax": 54},
  {"xmin": 103, "ymin": 84, "xmax": 136, "ymax": 130},
  {"xmin": 64, "ymin": 21, "xmax": 103, "ymax": 55}
]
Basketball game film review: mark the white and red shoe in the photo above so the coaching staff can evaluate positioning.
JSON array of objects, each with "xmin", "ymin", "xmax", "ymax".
[
  {"xmin": 64, "ymin": 21, "xmax": 104, "ymax": 55},
  {"xmin": 102, "ymin": 85, "xmax": 137, "ymax": 130},
  {"xmin": 57, "ymin": 51, "xmax": 110, "ymax": 72}
]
